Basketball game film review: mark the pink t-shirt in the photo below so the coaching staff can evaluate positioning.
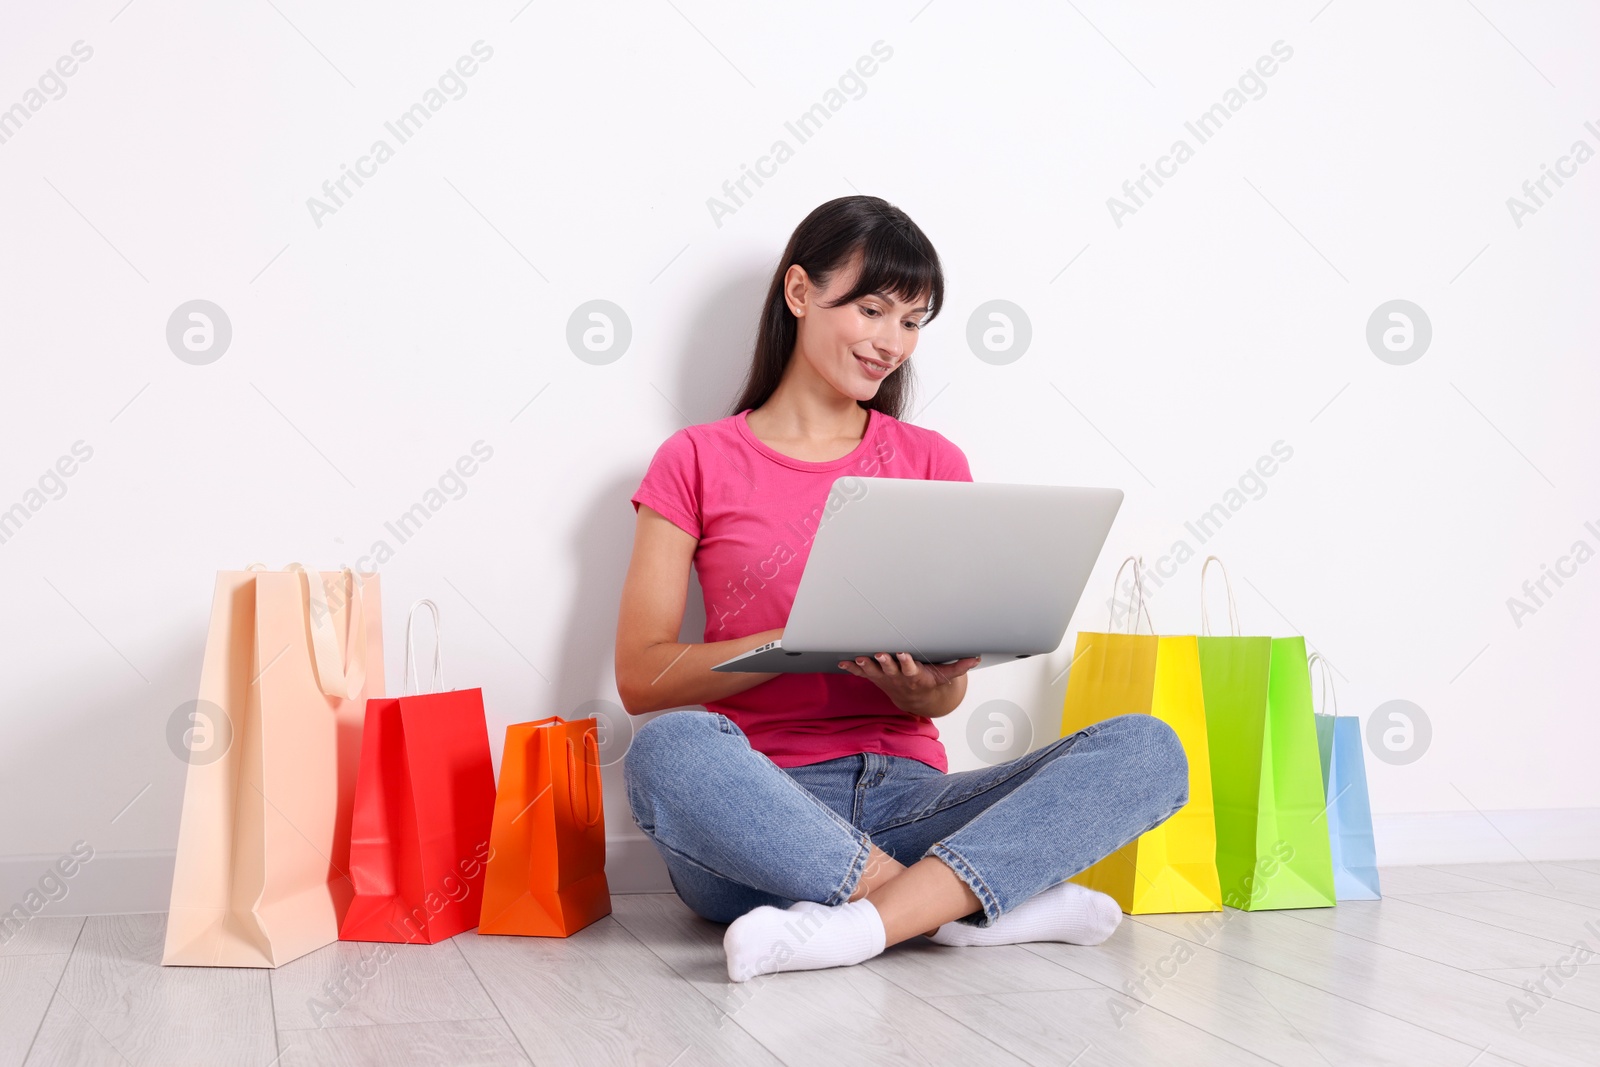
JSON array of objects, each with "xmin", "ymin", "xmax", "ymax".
[{"xmin": 630, "ymin": 407, "xmax": 972, "ymax": 771}]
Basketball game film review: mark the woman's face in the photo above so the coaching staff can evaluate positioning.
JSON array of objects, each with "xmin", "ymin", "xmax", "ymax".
[{"xmin": 785, "ymin": 252, "xmax": 929, "ymax": 403}]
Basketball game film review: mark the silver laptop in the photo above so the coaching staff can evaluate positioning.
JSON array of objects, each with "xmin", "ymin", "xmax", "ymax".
[{"xmin": 712, "ymin": 478, "xmax": 1123, "ymax": 674}]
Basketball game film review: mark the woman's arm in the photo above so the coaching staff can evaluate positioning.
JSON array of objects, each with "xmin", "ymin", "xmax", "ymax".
[{"xmin": 615, "ymin": 505, "xmax": 784, "ymax": 715}]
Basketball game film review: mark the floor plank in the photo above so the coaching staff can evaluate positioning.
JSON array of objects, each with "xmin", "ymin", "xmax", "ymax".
[
  {"xmin": 1138, "ymin": 907, "xmax": 1600, "ymax": 1067},
  {"xmin": 1428, "ymin": 862, "xmax": 1600, "ymax": 907},
  {"xmin": 25, "ymin": 915, "xmax": 275, "ymax": 1067},
  {"xmin": 611, "ymin": 893, "xmax": 1033, "ymax": 1067},
  {"xmin": 1474, "ymin": 964, "xmax": 1600, "ymax": 1015},
  {"xmin": 0, "ymin": 954, "xmax": 68, "ymax": 1066},
  {"xmin": 1552, "ymin": 859, "xmax": 1600, "ymax": 877},
  {"xmin": 723, "ymin": 966, "xmax": 1022, "ymax": 1067},
  {"xmin": 271, "ymin": 936, "xmax": 499, "ymax": 1030},
  {"xmin": 454, "ymin": 914, "xmax": 783, "ymax": 1067},
  {"xmin": 1392, "ymin": 889, "xmax": 1600, "ymax": 948},
  {"xmin": 275, "ymin": 1018, "xmax": 529, "ymax": 1067},
  {"xmin": 0, "ymin": 919, "xmax": 83, "ymax": 959},
  {"xmin": 6, "ymin": 879, "xmax": 1598, "ymax": 1066},
  {"xmin": 1378, "ymin": 865, "xmax": 1507, "ymax": 896},
  {"xmin": 1025, "ymin": 914, "xmax": 1497, "ymax": 1066},
  {"xmin": 1288, "ymin": 896, "xmax": 1576, "ymax": 970},
  {"xmin": 922, "ymin": 987, "xmax": 1277, "ymax": 1067},
  {"xmin": 863, "ymin": 936, "xmax": 1106, "ymax": 999}
]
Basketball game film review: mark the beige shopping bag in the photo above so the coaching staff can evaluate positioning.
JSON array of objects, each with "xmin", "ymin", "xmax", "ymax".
[{"xmin": 163, "ymin": 565, "xmax": 384, "ymax": 967}]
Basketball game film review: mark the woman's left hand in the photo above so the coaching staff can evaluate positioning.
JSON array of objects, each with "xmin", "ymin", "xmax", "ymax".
[{"xmin": 837, "ymin": 652, "xmax": 981, "ymax": 717}]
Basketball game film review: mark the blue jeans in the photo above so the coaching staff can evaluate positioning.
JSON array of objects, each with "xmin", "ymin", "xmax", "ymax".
[{"xmin": 622, "ymin": 709, "xmax": 1189, "ymax": 927}]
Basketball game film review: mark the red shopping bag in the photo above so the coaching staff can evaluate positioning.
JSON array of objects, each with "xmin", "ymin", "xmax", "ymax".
[{"xmin": 338, "ymin": 600, "xmax": 498, "ymax": 944}]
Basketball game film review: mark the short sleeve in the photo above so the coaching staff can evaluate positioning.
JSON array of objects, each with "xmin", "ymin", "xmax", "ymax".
[
  {"xmin": 631, "ymin": 429, "xmax": 702, "ymax": 539},
  {"xmin": 930, "ymin": 430, "xmax": 973, "ymax": 483}
]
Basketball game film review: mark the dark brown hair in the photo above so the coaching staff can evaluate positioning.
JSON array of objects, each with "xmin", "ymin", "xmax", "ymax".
[{"xmin": 729, "ymin": 196, "xmax": 944, "ymax": 421}]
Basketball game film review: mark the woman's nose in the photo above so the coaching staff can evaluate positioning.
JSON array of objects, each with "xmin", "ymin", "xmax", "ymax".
[{"xmin": 874, "ymin": 323, "xmax": 905, "ymax": 360}]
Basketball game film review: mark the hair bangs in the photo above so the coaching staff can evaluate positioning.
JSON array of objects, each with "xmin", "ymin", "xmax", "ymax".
[{"xmin": 831, "ymin": 221, "xmax": 944, "ymax": 323}]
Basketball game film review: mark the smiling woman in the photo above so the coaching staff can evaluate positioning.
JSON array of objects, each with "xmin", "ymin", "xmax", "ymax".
[
  {"xmin": 618, "ymin": 195, "xmax": 960, "ymax": 738},
  {"xmin": 612, "ymin": 195, "xmax": 1189, "ymax": 986}
]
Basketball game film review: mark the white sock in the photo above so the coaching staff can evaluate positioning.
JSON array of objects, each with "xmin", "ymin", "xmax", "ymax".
[
  {"xmin": 928, "ymin": 881, "xmax": 1123, "ymax": 948},
  {"xmin": 723, "ymin": 899, "xmax": 886, "ymax": 983}
]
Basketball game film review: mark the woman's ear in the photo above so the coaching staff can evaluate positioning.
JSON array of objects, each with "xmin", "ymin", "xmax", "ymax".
[{"xmin": 783, "ymin": 263, "xmax": 811, "ymax": 318}]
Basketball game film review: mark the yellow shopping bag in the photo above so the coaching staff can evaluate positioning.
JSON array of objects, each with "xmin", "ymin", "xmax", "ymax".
[{"xmin": 1060, "ymin": 558, "xmax": 1222, "ymax": 914}]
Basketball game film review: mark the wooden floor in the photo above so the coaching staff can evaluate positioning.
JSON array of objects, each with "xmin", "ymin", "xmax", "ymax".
[{"xmin": 4, "ymin": 861, "xmax": 1599, "ymax": 1066}]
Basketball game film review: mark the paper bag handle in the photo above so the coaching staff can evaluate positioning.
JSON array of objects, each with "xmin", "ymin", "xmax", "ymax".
[
  {"xmin": 1307, "ymin": 652, "xmax": 1338, "ymax": 717},
  {"xmin": 1107, "ymin": 556, "xmax": 1155, "ymax": 634},
  {"xmin": 287, "ymin": 564, "xmax": 368, "ymax": 699},
  {"xmin": 1199, "ymin": 556, "xmax": 1240, "ymax": 637},
  {"xmin": 404, "ymin": 599, "xmax": 445, "ymax": 695},
  {"xmin": 566, "ymin": 732, "xmax": 603, "ymax": 828}
]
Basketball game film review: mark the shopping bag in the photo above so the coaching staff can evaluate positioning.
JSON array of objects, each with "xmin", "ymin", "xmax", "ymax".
[
  {"xmin": 339, "ymin": 600, "xmax": 499, "ymax": 944},
  {"xmin": 1062, "ymin": 558, "xmax": 1222, "ymax": 914},
  {"xmin": 164, "ymin": 565, "xmax": 383, "ymax": 967},
  {"xmin": 1195, "ymin": 557, "xmax": 1335, "ymax": 911},
  {"xmin": 478, "ymin": 716, "xmax": 612, "ymax": 937},
  {"xmin": 1309, "ymin": 652, "xmax": 1382, "ymax": 900}
]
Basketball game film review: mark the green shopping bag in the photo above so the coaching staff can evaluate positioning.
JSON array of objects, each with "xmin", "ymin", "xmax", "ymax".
[{"xmin": 1195, "ymin": 557, "xmax": 1335, "ymax": 911}]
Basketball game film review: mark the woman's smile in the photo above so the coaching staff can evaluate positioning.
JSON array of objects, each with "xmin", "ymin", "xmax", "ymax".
[{"xmin": 854, "ymin": 351, "xmax": 897, "ymax": 379}]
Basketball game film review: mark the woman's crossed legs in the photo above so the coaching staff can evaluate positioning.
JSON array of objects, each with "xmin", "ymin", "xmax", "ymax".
[{"xmin": 622, "ymin": 710, "xmax": 1188, "ymax": 981}]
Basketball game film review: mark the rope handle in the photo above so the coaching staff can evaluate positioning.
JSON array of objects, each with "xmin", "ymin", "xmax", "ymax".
[
  {"xmin": 1106, "ymin": 556, "xmax": 1156, "ymax": 635},
  {"xmin": 1307, "ymin": 651, "xmax": 1338, "ymax": 718},
  {"xmin": 403, "ymin": 599, "xmax": 445, "ymax": 695},
  {"xmin": 566, "ymin": 731, "xmax": 603, "ymax": 827},
  {"xmin": 285, "ymin": 563, "xmax": 368, "ymax": 700},
  {"xmin": 1199, "ymin": 556, "xmax": 1241, "ymax": 637}
]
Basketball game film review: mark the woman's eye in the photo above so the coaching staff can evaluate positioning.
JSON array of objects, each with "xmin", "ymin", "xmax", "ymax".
[{"xmin": 860, "ymin": 305, "xmax": 880, "ymax": 317}]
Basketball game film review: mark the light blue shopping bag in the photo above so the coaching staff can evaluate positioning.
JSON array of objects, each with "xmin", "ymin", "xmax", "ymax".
[{"xmin": 1310, "ymin": 653, "xmax": 1382, "ymax": 900}]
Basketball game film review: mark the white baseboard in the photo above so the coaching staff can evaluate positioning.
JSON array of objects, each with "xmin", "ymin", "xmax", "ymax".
[
  {"xmin": 1, "ymin": 850, "xmax": 174, "ymax": 918},
  {"xmin": 0, "ymin": 837, "xmax": 676, "ymax": 919},
  {"xmin": 3, "ymin": 810, "xmax": 1594, "ymax": 919},
  {"xmin": 1372, "ymin": 807, "xmax": 1600, "ymax": 866}
]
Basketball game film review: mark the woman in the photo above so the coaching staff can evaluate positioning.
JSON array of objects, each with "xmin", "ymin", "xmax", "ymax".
[{"xmin": 615, "ymin": 195, "xmax": 1188, "ymax": 983}]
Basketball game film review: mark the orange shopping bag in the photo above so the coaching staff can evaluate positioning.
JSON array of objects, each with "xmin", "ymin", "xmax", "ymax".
[{"xmin": 478, "ymin": 716, "xmax": 611, "ymax": 937}]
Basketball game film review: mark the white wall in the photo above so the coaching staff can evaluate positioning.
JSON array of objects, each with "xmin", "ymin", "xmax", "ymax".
[{"xmin": 2, "ymin": 1, "xmax": 1596, "ymax": 908}]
